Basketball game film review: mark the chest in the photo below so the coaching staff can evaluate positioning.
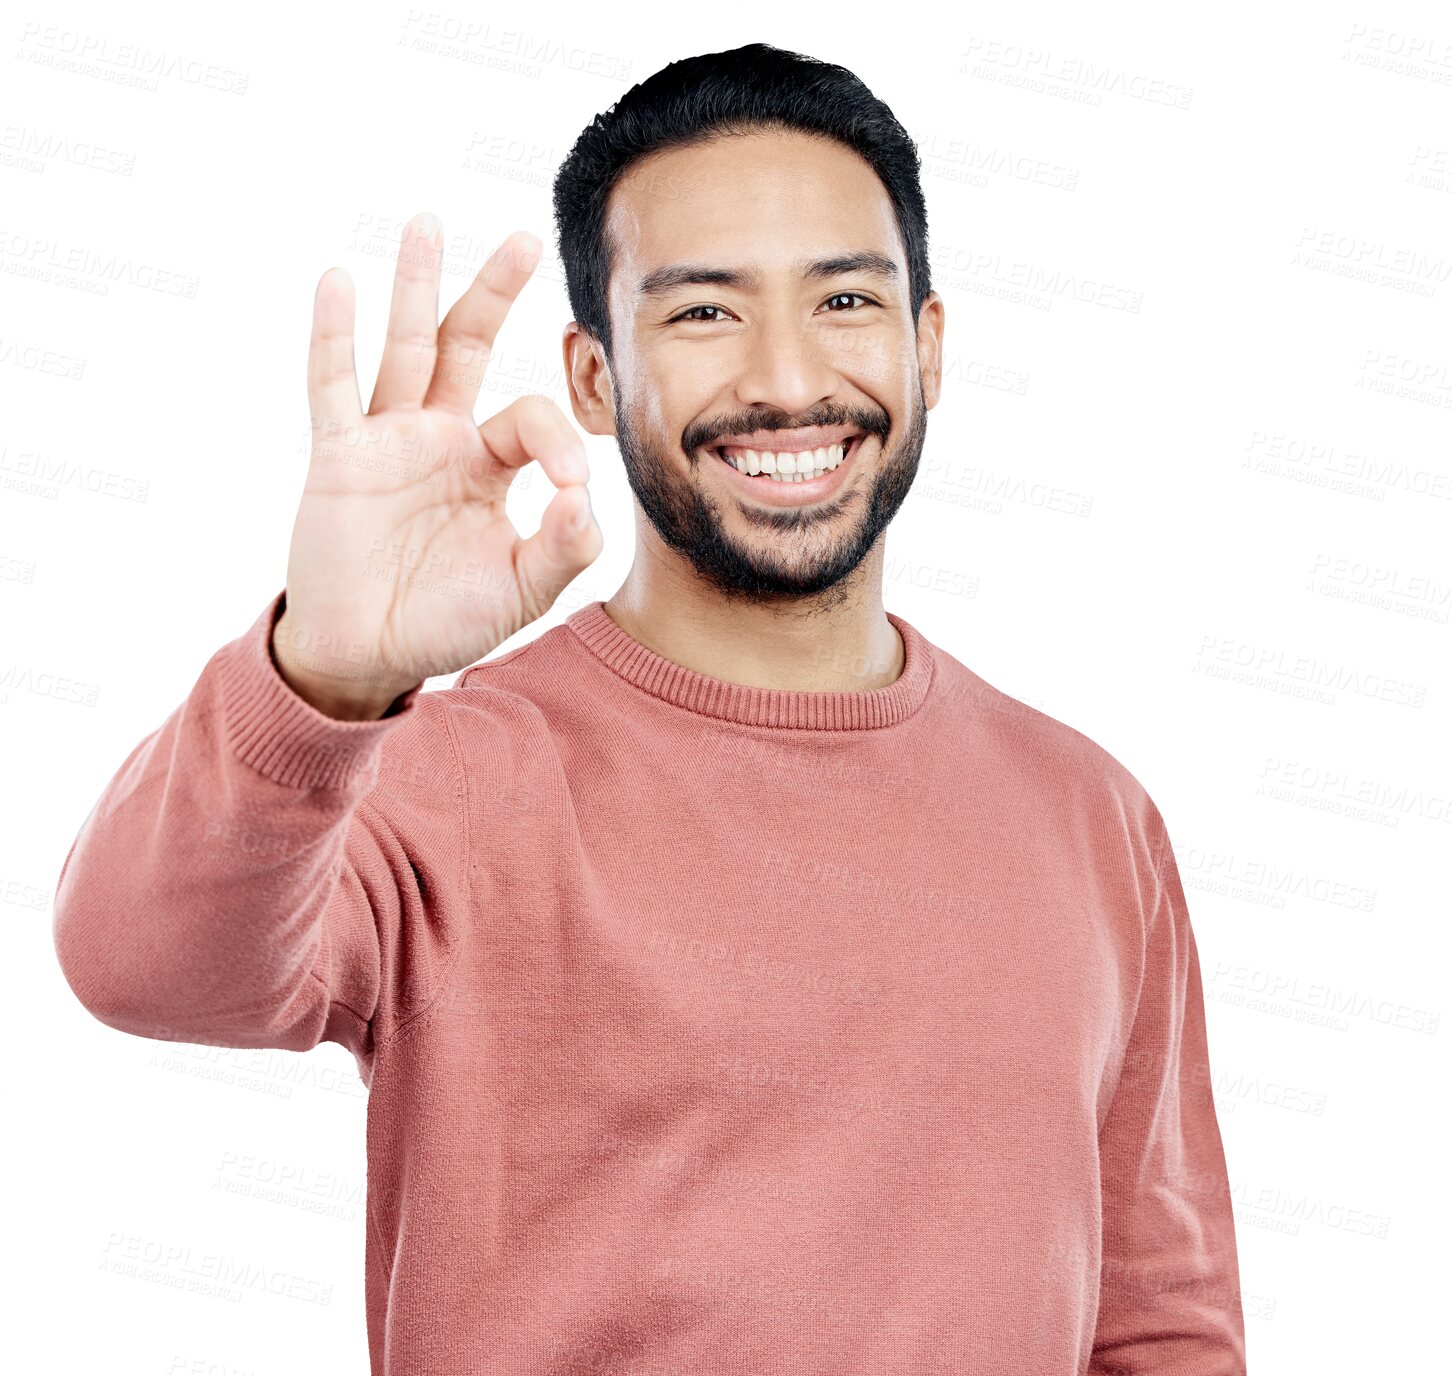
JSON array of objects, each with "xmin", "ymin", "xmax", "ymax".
[{"xmin": 466, "ymin": 765, "xmax": 1135, "ymax": 1162}]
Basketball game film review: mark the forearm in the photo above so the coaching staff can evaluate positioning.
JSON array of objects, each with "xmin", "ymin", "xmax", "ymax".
[
  {"xmin": 52, "ymin": 591, "xmax": 413, "ymax": 1048},
  {"xmin": 1092, "ymin": 824, "xmax": 1247, "ymax": 1372}
]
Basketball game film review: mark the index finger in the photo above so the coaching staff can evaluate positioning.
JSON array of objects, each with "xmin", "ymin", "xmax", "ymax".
[
  {"xmin": 425, "ymin": 230, "xmax": 544, "ymax": 416},
  {"xmin": 473, "ymin": 393, "xmax": 589, "ymax": 502}
]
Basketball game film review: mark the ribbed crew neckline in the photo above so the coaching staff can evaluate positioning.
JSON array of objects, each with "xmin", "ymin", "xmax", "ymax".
[{"xmin": 563, "ymin": 601, "xmax": 935, "ymax": 731}]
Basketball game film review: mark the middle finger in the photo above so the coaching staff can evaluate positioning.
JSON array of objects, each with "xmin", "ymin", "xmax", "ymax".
[{"xmin": 426, "ymin": 230, "xmax": 544, "ymax": 417}]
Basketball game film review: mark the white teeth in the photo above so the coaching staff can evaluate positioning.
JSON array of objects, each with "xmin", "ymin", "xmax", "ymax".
[{"xmin": 721, "ymin": 441, "xmax": 851, "ymax": 482}]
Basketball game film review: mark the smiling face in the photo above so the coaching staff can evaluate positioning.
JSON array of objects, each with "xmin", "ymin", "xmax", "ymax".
[{"xmin": 565, "ymin": 126, "xmax": 943, "ymax": 605}]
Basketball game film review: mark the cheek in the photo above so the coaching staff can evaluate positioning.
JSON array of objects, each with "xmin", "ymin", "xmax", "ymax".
[
  {"xmin": 820, "ymin": 329, "xmax": 906, "ymax": 391},
  {"xmin": 639, "ymin": 357, "xmax": 733, "ymax": 435}
]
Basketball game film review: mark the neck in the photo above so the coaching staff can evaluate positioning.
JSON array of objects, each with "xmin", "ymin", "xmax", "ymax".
[{"xmin": 603, "ymin": 540, "xmax": 904, "ymax": 694}]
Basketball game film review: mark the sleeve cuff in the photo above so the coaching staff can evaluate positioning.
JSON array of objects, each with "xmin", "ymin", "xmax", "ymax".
[{"xmin": 213, "ymin": 588, "xmax": 423, "ymax": 792}]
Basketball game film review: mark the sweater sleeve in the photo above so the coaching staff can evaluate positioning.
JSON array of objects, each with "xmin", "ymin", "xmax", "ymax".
[
  {"xmin": 1090, "ymin": 818, "xmax": 1248, "ymax": 1374},
  {"xmin": 51, "ymin": 588, "xmax": 467, "ymax": 1072}
]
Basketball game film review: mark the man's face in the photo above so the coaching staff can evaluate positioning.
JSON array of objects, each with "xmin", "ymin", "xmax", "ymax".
[{"xmin": 576, "ymin": 127, "xmax": 942, "ymax": 605}]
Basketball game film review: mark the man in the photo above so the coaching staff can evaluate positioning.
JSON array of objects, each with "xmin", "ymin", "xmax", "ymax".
[{"xmin": 53, "ymin": 42, "xmax": 1247, "ymax": 1375}]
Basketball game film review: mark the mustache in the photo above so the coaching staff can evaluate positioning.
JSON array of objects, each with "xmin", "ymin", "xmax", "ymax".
[{"xmin": 684, "ymin": 411, "xmax": 891, "ymax": 452}]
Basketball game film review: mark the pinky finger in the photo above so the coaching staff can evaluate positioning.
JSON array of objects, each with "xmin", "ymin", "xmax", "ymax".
[{"xmin": 307, "ymin": 268, "xmax": 364, "ymax": 428}]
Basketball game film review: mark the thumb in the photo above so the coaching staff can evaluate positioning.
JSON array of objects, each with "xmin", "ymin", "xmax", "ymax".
[{"xmin": 513, "ymin": 483, "xmax": 600, "ymax": 616}]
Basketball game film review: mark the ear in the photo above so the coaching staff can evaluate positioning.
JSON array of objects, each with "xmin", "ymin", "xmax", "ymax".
[
  {"xmin": 563, "ymin": 322, "xmax": 616, "ymax": 437},
  {"xmin": 915, "ymin": 291, "xmax": 945, "ymax": 411}
]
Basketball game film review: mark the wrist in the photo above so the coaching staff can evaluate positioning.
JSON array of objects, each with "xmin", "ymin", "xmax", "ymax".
[{"xmin": 270, "ymin": 616, "xmax": 419, "ymax": 721}]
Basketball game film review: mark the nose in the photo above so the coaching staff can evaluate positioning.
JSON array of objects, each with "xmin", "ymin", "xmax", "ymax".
[{"xmin": 730, "ymin": 308, "xmax": 842, "ymax": 419}]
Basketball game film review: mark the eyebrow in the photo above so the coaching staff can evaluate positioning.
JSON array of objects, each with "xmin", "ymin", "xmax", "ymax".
[{"xmin": 636, "ymin": 251, "xmax": 900, "ymax": 301}]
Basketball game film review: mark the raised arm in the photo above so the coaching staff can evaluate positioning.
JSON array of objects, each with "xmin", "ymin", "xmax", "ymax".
[
  {"xmin": 51, "ymin": 588, "xmax": 462, "ymax": 1064},
  {"xmin": 53, "ymin": 211, "xmax": 601, "ymax": 1066}
]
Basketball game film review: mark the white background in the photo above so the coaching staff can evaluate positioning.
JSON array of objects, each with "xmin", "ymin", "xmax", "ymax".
[{"xmin": 4, "ymin": 0, "xmax": 1449, "ymax": 1370}]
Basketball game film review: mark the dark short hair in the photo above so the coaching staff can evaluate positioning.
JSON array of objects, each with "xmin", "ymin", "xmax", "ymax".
[{"xmin": 551, "ymin": 42, "xmax": 932, "ymax": 366}]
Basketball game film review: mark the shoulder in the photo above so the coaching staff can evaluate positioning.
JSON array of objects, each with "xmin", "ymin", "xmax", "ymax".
[
  {"xmin": 925, "ymin": 637, "xmax": 1168, "ymax": 856},
  {"xmin": 447, "ymin": 620, "xmax": 580, "ymax": 733},
  {"xmin": 364, "ymin": 622, "xmax": 582, "ymax": 815}
]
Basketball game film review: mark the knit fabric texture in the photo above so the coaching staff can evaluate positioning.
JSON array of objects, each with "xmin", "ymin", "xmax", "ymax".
[{"xmin": 53, "ymin": 588, "xmax": 1247, "ymax": 1374}]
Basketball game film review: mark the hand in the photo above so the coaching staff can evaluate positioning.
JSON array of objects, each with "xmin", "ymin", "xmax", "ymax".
[{"xmin": 274, "ymin": 213, "xmax": 602, "ymax": 719}]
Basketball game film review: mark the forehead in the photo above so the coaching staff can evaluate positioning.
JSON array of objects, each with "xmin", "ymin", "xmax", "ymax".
[{"xmin": 604, "ymin": 129, "xmax": 903, "ymax": 309}]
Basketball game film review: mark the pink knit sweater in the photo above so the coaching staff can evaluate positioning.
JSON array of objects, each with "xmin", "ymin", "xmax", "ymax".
[{"xmin": 52, "ymin": 588, "xmax": 1246, "ymax": 1374}]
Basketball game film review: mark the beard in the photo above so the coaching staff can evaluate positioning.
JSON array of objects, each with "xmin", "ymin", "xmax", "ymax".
[{"xmin": 610, "ymin": 385, "xmax": 928, "ymax": 605}]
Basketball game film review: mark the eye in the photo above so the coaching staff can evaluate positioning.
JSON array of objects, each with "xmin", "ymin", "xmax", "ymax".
[
  {"xmin": 665, "ymin": 292, "xmax": 880, "ymax": 325},
  {"xmin": 668, "ymin": 304, "xmax": 736, "ymax": 324},
  {"xmin": 821, "ymin": 292, "xmax": 876, "ymax": 313}
]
